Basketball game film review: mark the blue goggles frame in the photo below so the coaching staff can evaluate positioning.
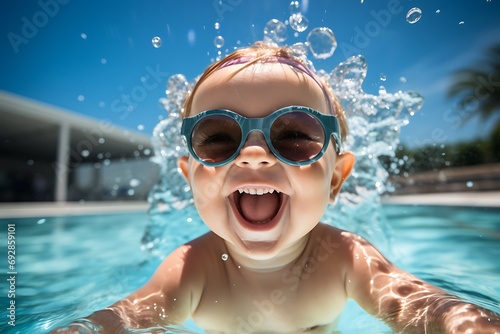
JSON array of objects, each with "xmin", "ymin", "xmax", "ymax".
[{"xmin": 181, "ymin": 105, "xmax": 342, "ymax": 167}]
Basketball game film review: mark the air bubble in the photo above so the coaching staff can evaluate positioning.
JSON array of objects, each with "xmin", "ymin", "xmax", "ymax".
[
  {"xmin": 380, "ymin": 73, "xmax": 387, "ymax": 81},
  {"xmin": 152, "ymin": 36, "xmax": 162, "ymax": 48},
  {"xmin": 406, "ymin": 7, "xmax": 422, "ymax": 24},
  {"xmin": 77, "ymin": 95, "xmax": 85, "ymax": 102},
  {"xmin": 214, "ymin": 22, "xmax": 220, "ymax": 30},
  {"xmin": 221, "ymin": 253, "xmax": 229, "ymax": 261},
  {"xmin": 466, "ymin": 181, "xmax": 474, "ymax": 188},
  {"xmin": 81, "ymin": 150, "xmax": 90, "ymax": 157},
  {"xmin": 306, "ymin": 27, "xmax": 337, "ymax": 59},
  {"xmin": 81, "ymin": 33, "xmax": 87, "ymax": 40},
  {"xmin": 37, "ymin": 219, "xmax": 46, "ymax": 225},
  {"xmin": 214, "ymin": 35, "xmax": 224, "ymax": 48},
  {"xmin": 137, "ymin": 124, "xmax": 145, "ymax": 131},
  {"xmin": 263, "ymin": 19, "xmax": 287, "ymax": 44},
  {"xmin": 289, "ymin": 13, "xmax": 309, "ymax": 32}
]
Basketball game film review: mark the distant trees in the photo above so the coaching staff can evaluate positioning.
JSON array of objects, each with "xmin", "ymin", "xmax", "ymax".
[
  {"xmin": 382, "ymin": 44, "xmax": 500, "ymax": 175},
  {"xmin": 382, "ymin": 128, "xmax": 499, "ymax": 175},
  {"xmin": 447, "ymin": 44, "xmax": 500, "ymax": 123}
]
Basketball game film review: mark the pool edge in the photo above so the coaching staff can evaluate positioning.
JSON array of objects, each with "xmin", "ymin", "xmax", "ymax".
[{"xmin": 0, "ymin": 201, "xmax": 150, "ymax": 218}]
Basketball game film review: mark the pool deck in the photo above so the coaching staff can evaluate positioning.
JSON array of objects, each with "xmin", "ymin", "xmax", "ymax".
[
  {"xmin": 0, "ymin": 192, "xmax": 498, "ymax": 218},
  {"xmin": 381, "ymin": 191, "xmax": 500, "ymax": 208}
]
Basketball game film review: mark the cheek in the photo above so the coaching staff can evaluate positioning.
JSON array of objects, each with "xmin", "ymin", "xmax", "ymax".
[
  {"xmin": 289, "ymin": 165, "xmax": 332, "ymax": 208},
  {"xmin": 189, "ymin": 163, "xmax": 219, "ymax": 208}
]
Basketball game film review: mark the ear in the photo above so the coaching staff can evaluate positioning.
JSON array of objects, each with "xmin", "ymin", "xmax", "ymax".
[
  {"xmin": 178, "ymin": 155, "xmax": 190, "ymax": 184},
  {"xmin": 330, "ymin": 151, "xmax": 355, "ymax": 201}
]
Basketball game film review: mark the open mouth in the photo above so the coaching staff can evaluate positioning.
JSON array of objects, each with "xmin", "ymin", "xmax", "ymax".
[{"xmin": 228, "ymin": 188, "xmax": 287, "ymax": 231}]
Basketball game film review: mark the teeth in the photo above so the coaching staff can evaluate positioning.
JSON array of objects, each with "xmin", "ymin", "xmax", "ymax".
[{"xmin": 237, "ymin": 188, "xmax": 279, "ymax": 195}]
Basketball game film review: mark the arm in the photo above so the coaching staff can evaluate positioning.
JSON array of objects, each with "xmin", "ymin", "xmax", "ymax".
[
  {"xmin": 50, "ymin": 244, "xmax": 202, "ymax": 333},
  {"xmin": 343, "ymin": 232, "xmax": 500, "ymax": 333}
]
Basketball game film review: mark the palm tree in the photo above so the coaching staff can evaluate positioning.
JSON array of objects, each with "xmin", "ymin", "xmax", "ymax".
[{"xmin": 448, "ymin": 44, "xmax": 500, "ymax": 123}]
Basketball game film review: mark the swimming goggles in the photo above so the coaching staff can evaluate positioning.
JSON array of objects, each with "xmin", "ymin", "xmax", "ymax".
[{"xmin": 181, "ymin": 106, "xmax": 341, "ymax": 167}]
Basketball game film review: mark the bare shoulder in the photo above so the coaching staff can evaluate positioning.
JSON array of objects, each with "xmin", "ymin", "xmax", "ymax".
[
  {"xmin": 112, "ymin": 232, "xmax": 224, "ymax": 327},
  {"xmin": 311, "ymin": 223, "xmax": 372, "ymax": 254},
  {"xmin": 155, "ymin": 232, "xmax": 225, "ymax": 283}
]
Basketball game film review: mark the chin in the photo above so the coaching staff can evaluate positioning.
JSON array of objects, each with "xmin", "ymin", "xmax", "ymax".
[{"xmin": 240, "ymin": 239, "xmax": 282, "ymax": 258}]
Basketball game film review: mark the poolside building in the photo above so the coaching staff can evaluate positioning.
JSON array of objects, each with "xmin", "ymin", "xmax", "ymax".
[{"xmin": 0, "ymin": 90, "xmax": 159, "ymax": 203}]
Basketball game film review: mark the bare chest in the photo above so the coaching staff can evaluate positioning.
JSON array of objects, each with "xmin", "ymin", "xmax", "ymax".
[{"xmin": 192, "ymin": 263, "xmax": 347, "ymax": 333}]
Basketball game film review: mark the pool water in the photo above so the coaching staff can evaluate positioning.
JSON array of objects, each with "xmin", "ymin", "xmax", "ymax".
[{"xmin": 0, "ymin": 205, "xmax": 499, "ymax": 333}]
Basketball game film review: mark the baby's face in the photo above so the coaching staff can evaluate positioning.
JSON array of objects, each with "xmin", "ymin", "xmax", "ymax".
[{"xmin": 180, "ymin": 62, "xmax": 341, "ymax": 266}]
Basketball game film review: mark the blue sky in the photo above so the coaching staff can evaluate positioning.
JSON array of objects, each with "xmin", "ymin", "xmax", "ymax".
[{"xmin": 1, "ymin": 0, "xmax": 499, "ymax": 148}]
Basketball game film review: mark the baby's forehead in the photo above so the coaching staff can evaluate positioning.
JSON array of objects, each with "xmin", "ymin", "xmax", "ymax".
[{"xmin": 191, "ymin": 62, "xmax": 328, "ymax": 115}]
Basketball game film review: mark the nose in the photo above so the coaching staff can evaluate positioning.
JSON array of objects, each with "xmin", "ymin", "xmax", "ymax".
[{"xmin": 234, "ymin": 131, "xmax": 277, "ymax": 168}]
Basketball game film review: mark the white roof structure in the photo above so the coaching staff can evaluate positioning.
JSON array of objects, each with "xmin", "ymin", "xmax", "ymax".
[{"xmin": 0, "ymin": 90, "xmax": 154, "ymax": 202}]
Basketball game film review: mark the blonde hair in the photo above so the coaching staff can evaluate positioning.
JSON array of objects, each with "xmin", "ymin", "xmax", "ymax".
[{"xmin": 182, "ymin": 42, "xmax": 348, "ymax": 142}]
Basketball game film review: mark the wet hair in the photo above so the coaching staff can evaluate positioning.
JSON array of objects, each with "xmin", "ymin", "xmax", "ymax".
[{"xmin": 182, "ymin": 42, "xmax": 348, "ymax": 142}]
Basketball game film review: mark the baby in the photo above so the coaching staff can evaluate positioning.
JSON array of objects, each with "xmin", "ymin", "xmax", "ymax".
[{"xmin": 53, "ymin": 43, "xmax": 499, "ymax": 334}]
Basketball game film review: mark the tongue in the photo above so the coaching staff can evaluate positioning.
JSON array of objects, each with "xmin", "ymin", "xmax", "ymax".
[{"xmin": 239, "ymin": 192, "xmax": 280, "ymax": 223}]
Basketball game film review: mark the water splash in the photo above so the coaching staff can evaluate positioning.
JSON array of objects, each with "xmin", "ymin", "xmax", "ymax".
[
  {"xmin": 142, "ymin": 20, "xmax": 424, "ymax": 258},
  {"xmin": 321, "ymin": 55, "xmax": 423, "ymax": 249}
]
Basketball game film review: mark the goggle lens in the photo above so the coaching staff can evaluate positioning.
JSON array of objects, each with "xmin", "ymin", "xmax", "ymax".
[
  {"xmin": 191, "ymin": 115, "xmax": 242, "ymax": 163},
  {"xmin": 270, "ymin": 112, "xmax": 325, "ymax": 163}
]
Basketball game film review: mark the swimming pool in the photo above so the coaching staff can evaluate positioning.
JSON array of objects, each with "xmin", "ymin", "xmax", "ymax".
[{"xmin": 1, "ymin": 204, "xmax": 498, "ymax": 333}]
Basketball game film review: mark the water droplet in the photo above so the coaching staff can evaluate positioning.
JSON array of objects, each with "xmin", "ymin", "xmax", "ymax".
[
  {"xmin": 214, "ymin": 35, "xmax": 224, "ymax": 48},
  {"xmin": 37, "ymin": 219, "xmax": 46, "ymax": 225},
  {"xmin": 127, "ymin": 189, "xmax": 135, "ymax": 196},
  {"xmin": 77, "ymin": 95, "xmax": 85, "ymax": 102},
  {"xmin": 289, "ymin": 13, "xmax": 309, "ymax": 32},
  {"xmin": 221, "ymin": 253, "xmax": 229, "ymax": 261},
  {"xmin": 101, "ymin": 58, "xmax": 107, "ymax": 64},
  {"xmin": 129, "ymin": 178, "xmax": 141, "ymax": 187},
  {"xmin": 466, "ymin": 181, "xmax": 474, "ymax": 188},
  {"xmin": 81, "ymin": 33, "xmax": 87, "ymax": 40},
  {"xmin": 306, "ymin": 27, "xmax": 337, "ymax": 59},
  {"xmin": 406, "ymin": 7, "xmax": 422, "ymax": 24},
  {"xmin": 27, "ymin": 159, "xmax": 34, "ymax": 165},
  {"xmin": 263, "ymin": 19, "xmax": 287, "ymax": 44},
  {"xmin": 289, "ymin": 1, "xmax": 300, "ymax": 15},
  {"xmin": 98, "ymin": 138, "xmax": 105, "ymax": 144},
  {"xmin": 152, "ymin": 36, "xmax": 162, "ymax": 48}
]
